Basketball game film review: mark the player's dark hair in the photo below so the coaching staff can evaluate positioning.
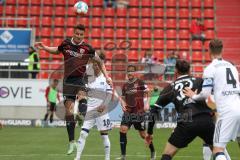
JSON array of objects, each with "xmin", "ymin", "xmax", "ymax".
[
  {"xmin": 53, "ymin": 79, "xmax": 59, "ymax": 83},
  {"xmin": 98, "ymin": 51, "xmax": 105, "ymax": 61},
  {"xmin": 127, "ymin": 65, "xmax": 137, "ymax": 72},
  {"xmin": 74, "ymin": 24, "xmax": 85, "ymax": 31},
  {"xmin": 209, "ymin": 39, "xmax": 223, "ymax": 55},
  {"xmin": 175, "ymin": 59, "xmax": 190, "ymax": 75}
]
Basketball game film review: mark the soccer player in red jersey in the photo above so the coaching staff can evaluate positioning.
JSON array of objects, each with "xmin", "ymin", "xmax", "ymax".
[
  {"xmin": 118, "ymin": 65, "xmax": 155, "ymax": 160},
  {"xmin": 35, "ymin": 24, "xmax": 112, "ymax": 155}
]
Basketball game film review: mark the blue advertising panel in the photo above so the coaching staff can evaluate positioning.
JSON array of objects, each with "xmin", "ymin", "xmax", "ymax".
[{"xmin": 0, "ymin": 28, "xmax": 32, "ymax": 61}]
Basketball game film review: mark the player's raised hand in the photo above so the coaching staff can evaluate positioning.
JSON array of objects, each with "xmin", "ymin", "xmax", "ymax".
[
  {"xmin": 35, "ymin": 42, "xmax": 46, "ymax": 50},
  {"xmin": 183, "ymin": 87, "xmax": 196, "ymax": 98}
]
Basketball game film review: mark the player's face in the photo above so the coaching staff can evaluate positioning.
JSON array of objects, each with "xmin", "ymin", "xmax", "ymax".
[
  {"xmin": 127, "ymin": 67, "xmax": 136, "ymax": 80},
  {"xmin": 52, "ymin": 81, "xmax": 58, "ymax": 88},
  {"xmin": 73, "ymin": 29, "xmax": 84, "ymax": 44}
]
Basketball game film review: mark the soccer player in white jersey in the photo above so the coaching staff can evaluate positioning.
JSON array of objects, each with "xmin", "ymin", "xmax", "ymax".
[
  {"xmin": 184, "ymin": 39, "xmax": 240, "ymax": 160},
  {"xmin": 75, "ymin": 57, "xmax": 112, "ymax": 160}
]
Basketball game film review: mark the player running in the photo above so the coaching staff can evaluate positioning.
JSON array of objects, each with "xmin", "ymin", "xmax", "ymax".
[
  {"xmin": 149, "ymin": 59, "xmax": 216, "ymax": 160},
  {"xmin": 35, "ymin": 24, "xmax": 112, "ymax": 155},
  {"xmin": 118, "ymin": 65, "xmax": 155, "ymax": 160},
  {"xmin": 75, "ymin": 55, "xmax": 112, "ymax": 160},
  {"xmin": 184, "ymin": 39, "xmax": 240, "ymax": 160}
]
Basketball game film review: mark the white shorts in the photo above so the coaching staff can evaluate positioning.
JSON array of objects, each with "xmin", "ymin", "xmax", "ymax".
[
  {"xmin": 82, "ymin": 110, "xmax": 111, "ymax": 131},
  {"xmin": 214, "ymin": 115, "xmax": 240, "ymax": 148}
]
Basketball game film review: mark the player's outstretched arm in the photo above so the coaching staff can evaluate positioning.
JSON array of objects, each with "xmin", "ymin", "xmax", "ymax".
[{"xmin": 35, "ymin": 42, "xmax": 60, "ymax": 54}]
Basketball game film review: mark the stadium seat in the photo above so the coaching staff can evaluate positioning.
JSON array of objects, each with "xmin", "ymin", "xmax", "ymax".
[
  {"xmin": 50, "ymin": 60, "xmax": 62, "ymax": 70},
  {"xmin": 167, "ymin": 30, "xmax": 177, "ymax": 39},
  {"xmin": 92, "ymin": 7, "xmax": 102, "ymax": 17},
  {"xmin": 41, "ymin": 27, "xmax": 52, "ymax": 37},
  {"xmin": 18, "ymin": 6, "xmax": 28, "ymax": 16},
  {"xmin": 104, "ymin": 8, "xmax": 115, "ymax": 17},
  {"xmin": 192, "ymin": 63, "xmax": 203, "ymax": 72},
  {"xmin": 129, "ymin": 39, "xmax": 139, "ymax": 49},
  {"xmin": 167, "ymin": 8, "xmax": 176, "ymax": 18},
  {"xmin": 204, "ymin": 9, "xmax": 214, "ymax": 18},
  {"xmin": 53, "ymin": 38, "xmax": 62, "ymax": 46},
  {"xmin": 129, "ymin": 0, "xmax": 139, "ymax": 7},
  {"xmin": 153, "ymin": 51, "xmax": 164, "ymax": 61},
  {"xmin": 105, "ymin": 51, "xmax": 113, "ymax": 60},
  {"xmin": 54, "ymin": 17, "xmax": 65, "ymax": 27},
  {"xmin": 54, "ymin": 28, "xmax": 64, "ymax": 38},
  {"xmin": 154, "ymin": 40, "xmax": 164, "ymax": 50},
  {"xmin": 141, "ymin": 18, "xmax": 151, "ymax": 28},
  {"xmin": 42, "ymin": 17, "xmax": 52, "ymax": 26},
  {"xmin": 43, "ymin": 0, "xmax": 53, "ymax": 6},
  {"xmin": 4, "ymin": 17, "xmax": 14, "ymax": 27},
  {"xmin": 192, "ymin": 0, "xmax": 202, "ymax": 8},
  {"xmin": 179, "ymin": 40, "xmax": 190, "ymax": 50},
  {"xmin": 39, "ymin": 50, "xmax": 50, "ymax": 59},
  {"xmin": 142, "ymin": 29, "xmax": 152, "ymax": 39},
  {"xmin": 204, "ymin": 19, "xmax": 214, "ymax": 29},
  {"xmin": 52, "ymin": 53, "xmax": 63, "ymax": 59},
  {"xmin": 104, "ymin": 28, "xmax": 114, "ymax": 39},
  {"xmin": 31, "ymin": 0, "xmax": 41, "ymax": 5},
  {"xmin": 30, "ymin": 6, "xmax": 41, "ymax": 16},
  {"xmin": 179, "ymin": 0, "xmax": 189, "ymax": 8},
  {"xmin": 166, "ymin": 19, "xmax": 176, "ymax": 29},
  {"xmin": 43, "ymin": 6, "xmax": 53, "ymax": 16},
  {"xmin": 55, "ymin": 7, "xmax": 66, "ymax": 16},
  {"xmin": 55, "ymin": 0, "xmax": 66, "ymax": 6},
  {"xmin": 128, "ymin": 50, "xmax": 139, "ymax": 61},
  {"xmin": 204, "ymin": 51, "xmax": 211, "ymax": 61},
  {"xmin": 192, "ymin": 41, "xmax": 202, "ymax": 50},
  {"xmin": 19, "ymin": 0, "xmax": 29, "ymax": 5},
  {"xmin": 79, "ymin": 17, "xmax": 89, "ymax": 27},
  {"xmin": 92, "ymin": 18, "xmax": 102, "ymax": 27},
  {"xmin": 179, "ymin": 51, "xmax": 190, "ymax": 60},
  {"xmin": 167, "ymin": 40, "xmax": 176, "ymax": 50},
  {"xmin": 90, "ymin": 28, "xmax": 101, "ymax": 38},
  {"xmin": 67, "ymin": 7, "xmax": 76, "ymax": 16},
  {"xmin": 116, "ymin": 18, "xmax": 127, "ymax": 28},
  {"xmin": 66, "ymin": 17, "xmax": 77, "ymax": 27},
  {"xmin": 68, "ymin": 0, "xmax": 78, "ymax": 5},
  {"xmin": 153, "ymin": 8, "xmax": 164, "ymax": 18},
  {"xmin": 117, "ymin": 8, "xmax": 127, "ymax": 17},
  {"xmin": 154, "ymin": 29, "xmax": 164, "ymax": 39},
  {"xmin": 179, "ymin": 9, "xmax": 189, "ymax": 19},
  {"xmin": 142, "ymin": 0, "xmax": 152, "ymax": 7},
  {"xmin": 116, "ymin": 29, "xmax": 127, "ymax": 39},
  {"xmin": 92, "ymin": 0, "xmax": 102, "ymax": 6},
  {"xmin": 205, "ymin": 30, "xmax": 215, "ymax": 39},
  {"xmin": 38, "ymin": 72, "xmax": 49, "ymax": 79},
  {"xmin": 204, "ymin": 40, "xmax": 210, "ymax": 50},
  {"xmin": 129, "ymin": 29, "xmax": 139, "ymax": 39},
  {"xmin": 179, "ymin": 19, "xmax": 189, "ymax": 29},
  {"xmin": 91, "ymin": 39, "xmax": 101, "ymax": 49},
  {"xmin": 104, "ymin": 18, "xmax": 114, "ymax": 28},
  {"xmin": 35, "ymin": 27, "xmax": 41, "ymax": 37},
  {"xmin": 17, "ymin": 17, "xmax": 28, "ymax": 27},
  {"xmin": 40, "ymin": 60, "xmax": 49, "ymax": 70},
  {"xmin": 66, "ymin": 28, "xmax": 74, "ymax": 37},
  {"xmin": 142, "ymin": 8, "xmax": 152, "ymax": 18},
  {"xmin": 179, "ymin": 30, "xmax": 189, "ymax": 39},
  {"xmin": 204, "ymin": 0, "xmax": 214, "ymax": 8},
  {"xmin": 5, "ymin": 6, "xmax": 15, "ymax": 16},
  {"xmin": 166, "ymin": 0, "xmax": 176, "ymax": 7},
  {"xmin": 0, "ymin": 6, "xmax": 2, "ymax": 14},
  {"xmin": 129, "ymin": 8, "xmax": 139, "ymax": 17},
  {"xmin": 192, "ymin": 9, "xmax": 201, "ymax": 18},
  {"xmin": 141, "ymin": 40, "xmax": 152, "ymax": 50},
  {"xmin": 153, "ymin": 19, "xmax": 164, "ymax": 28},
  {"xmin": 129, "ymin": 18, "xmax": 139, "ymax": 28},
  {"xmin": 192, "ymin": 52, "xmax": 203, "ymax": 62},
  {"xmin": 154, "ymin": 0, "xmax": 164, "ymax": 7},
  {"xmin": 113, "ymin": 73, "xmax": 126, "ymax": 81},
  {"xmin": 5, "ymin": 0, "xmax": 15, "ymax": 5}
]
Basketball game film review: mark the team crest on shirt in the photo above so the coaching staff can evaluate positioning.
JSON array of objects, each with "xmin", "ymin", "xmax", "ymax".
[{"xmin": 80, "ymin": 48, "xmax": 85, "ymax": 54}]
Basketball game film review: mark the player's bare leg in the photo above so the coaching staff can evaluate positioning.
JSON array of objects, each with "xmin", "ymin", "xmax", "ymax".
[
  {"xmin": 118, "ymin": 125, "xmax": 128, "ymax": 160},
  {"xmin": 100, "ymin": 130, "xmax": 111, "ymax": 160},
  {"xmin": 160, "ymin": 142, "xmax": 179, "ymax": 160},
  {"xmin": 139, "ymin": 130, "xmax": 156, "ymax": 160}
]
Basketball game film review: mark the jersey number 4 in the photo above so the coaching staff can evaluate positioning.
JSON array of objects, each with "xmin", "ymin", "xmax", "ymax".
[{"xmin": 226, "ymin": 68, "xmax": 237, "ymax": 88}]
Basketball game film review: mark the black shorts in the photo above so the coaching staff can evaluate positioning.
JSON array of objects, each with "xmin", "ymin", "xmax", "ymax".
[
  {"xmin": 121, "ymin": 112, "xmax": 146, "ymax": 131},
  {"xmin": 63, "ymin": 76, "xmax": 87, "ymax": 102},
  {"xmin": 48, "ymin": 102, "xmax": 56, "ymax": 112},
  {"xmin": 168, "ymin": 113, "xmax": 215, "ymax": 148}
]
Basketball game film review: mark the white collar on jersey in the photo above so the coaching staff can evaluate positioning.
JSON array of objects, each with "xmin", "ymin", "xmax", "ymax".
[
  {"xmin": 177, "ymin": 74, "xmax": 189, "ymax": 79},
  {"xmin": 71, "ymin": 38, "xmax": 83, "ymax": 45}
]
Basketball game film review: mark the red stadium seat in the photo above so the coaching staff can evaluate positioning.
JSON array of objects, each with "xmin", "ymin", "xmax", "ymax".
[
  {"xmin": 68, "ymin": 0, "xmax": 78, "ymax": 5},
  {"xmin": 166, "ymin": 0, "xmax": 176, "ymax": 7},
  {"xmin": 42, "ymin": 17, "xmax": 52, "ymax": 26},
  {"xmin": 55, "ymin": 0, "xmax": 66, "ymax": 6},
  {"xmin": 141, "ymin": 18, "xmax": 151, "ymax": 28},
  {"xmin": 30, "ymin": 6, "xmax": 41, "ymax": 16},
  {"xmin": 154, "ymin": 0, "xmax": 164, "ymax": 7},
  {"xmin": 43, "ymin": 6, "xmax": 53, "ymax": 16},
  {"xmin": 104, "ymin": 18, "xmax": 114, "ymax": 28},
  {"xmin": 19, "ymin": 0, "xmax": 28, "ymax": 5},
  {"xmin": 205, "ymin": 30, "xmax": 215, "ymax": 39},
  {"xmin": 40, "ymin": 60, "xmax": 49, "ymax": 70},
  {"xmin": 92, "ymin": 7, "xmax": 102, "ymax": 17},
  {"xmin": 91, "ymin": 39, "xmax": 101, "ymax": 49},
  {"xmin": 179, "ymin": 40, "xmax": 190, "ymax": 50},
  {"xmin": 31, "ymin": 0, "xmax": 41, "ymax": 5},
  {"xmin": 52, "ymin": 53, "xmax": 63, "ymax": 59},
  {"xmin": 192, "ymin": 9, "xmax": 201, "ymax": 18},
  {"xmin": 192, "ymin": 0, "xmax": 202, "ymax": 8},
  {"xmin": 192, "ymin": 41, "xmax": 202, "ymax": 50},
  {"xmin": 204, "ymin": 9, "xmax": 214, "ymax": 18},
  {"xmin": 179, "ymin": 30, "xmax": 189, "ymax": 39},
  {"xmin": 41, "ymin": 27, "xmax": 52, "ymax": 37},
  {"xmin": 18, "ymin": 6, "xmax": 28, "ymax": 16},
  {"xmin": 166, "ymin": 19, "xmax": 176, "ymax": 29},
  {"xmin": 192, "ymin": 52, "xmax": 203, "ymax": 62},
  {"xmin": 141, "ymin": 40, "xmax": 152, "ymax": 50},
  {"xmin": 204, "ymin": 51, "xmax": 211, "ymax": 61},
  {"xmin": 204, "ymin": 0, "xmax": 214, "ymax": 8},
  {"xmin": 117, "ymin": 8, "xmax": 127, "ymax": 17},
  {"xmin": 43, "ymin": 0, "xmax": 53, "ymax": 6},
  {"xmin": 179, "ymin": 9, "xmax": 189, "ymax": 19},
  {"xmin": 66, "ymin": 17, "xmax": 77, "ymax": 27},
  {"xmin": 50, "ymin": 60, "xmax": 62, "ymax": 70},
  {"xmin": 153, "ymin": 19, "xmax": 164, "ymax": 28},
  {"xmin": 167, "ymin": 40, "xmax": 176, "ymax": 50},
  {"xmin": 39, "ymin": 50, "xmax": 50, "ymax": 59},
  {"xmin": 16, "ymin": 17, "xmax": 28, "ymax": 27},
  {"xmin": 179, "ymin": 0, "xmax": 189, "ymax": 8},
  {"xmin": 154, "ymin": 40, "xmax": 164, "ymax": 50},
  {"xmin": 116, "ymin": 18, "xmax": 127, "ymax": 28},
  {"xmin": 154, "ymin": 29, "xmax": 164, "ymax": 39},
  {"xmin": 0, "ymin": 6, "xmax": 2, "ymax": 14},
  {"xmin": 153, "ymin": 8, "xmax": 164, "ymax": 18},
  {"xmin": 105, "ymin": 51, "xmax": 113, "ymax": 60},
  {"xmin": 53, "ymin": 38, "xmax": 62, "ymax": 46},
  {"xmin": 129, "ymin": 39, "xmax": 139, "ymax": 49},
  {"xmin": 5, "ymin": 6, "xmax": 15, "ymax": 16},
  {"xmin": 129, "ymin": 8, "xmax": 139, "ymax": 17},
  {"xmin": 67, "ymin": 6, "xmax": 76, "ymax": 16},
  {"xmin": 92, "ymin": 0, "xmax": 102, "ymax": 6},
  {"xmin": 153, "ymin": 51, "xmax": 164, "ymax": 61},
  {"xmin": 55, "ymin": 7, "xmax": 66, "ymax": 16},
  {"xmin": 128, "ymin": 51, "xmax": 139, "ymax": 61},
  {"xmin": 66, "ymin": 28, "xmax": 74, "ymax": 37},
  {"xmin": 113, "ymin": 73, "xmax": 126, "ymax": 81},
  {"xmin": 104, "ymin": 8, "xmax": 115, "ymax": 17},
  {"xmin": 104, "ymin": 28, "xmax": 114, "ymax": 39},
  {"xmin": 79, "ymin": 17, "xmax": 89, "ymax": 27},
  {"xmin": 204, "ymin": 40, "xmax": 210, "ymax": 50},
  {"xmin": 129, "ymin": 29, "xmax": 139, "ymax": 39},
  {"xmin": 92, "ymin": 18, "xmax": 102, "ymax": 27},
  {"xmin": 129, "ymin": 18, "xmax": 139, "ymax": 28},
  {"xmin": 90, "ymin": 28, "xmax": 101, "ymax": 38},
  {"xmin": 142, "ymin": 8, "xmax": 152, "ymax": 17},
  {"xmin": 129, "ymin": 0, "xmax": 139, "ymax": 7},
  {"xmin": 142, "ymin": 29, "xmax": 152, "ymax": 39},
  {"xmin": 54, "ymin": 17, "xmax": 65, "ymax": 27},
  {"xmin": 167, "ymin": 8, "xmax": 176, "ymax": 18},
  {"xmin": 116, "ymin": 29, "xmax": 127, "ymax": 39},
  {"xmin": 54, "ymin": 28, "xmax": 64, "ymax": 38},
  {"xmin": 142, "ymin": 0, "xmax": 152, "ymax": 7},
  {"xmin": 192, "ymin": 63, "xmax": 203, "ymax": 72},
  {"xmin": 31, "ymin": 16, "xmax": 40, "ymax": 27},
  {"xmin": 179, "ymin": 19, "xmax": 189, "ymax": 29},
  {"xmin": 204, "ymin": 19, "xmax": 214, "ymax": 29},
  {"xmin": 167, "ymin": 30, "xmax": 177, "ymax": 39}
]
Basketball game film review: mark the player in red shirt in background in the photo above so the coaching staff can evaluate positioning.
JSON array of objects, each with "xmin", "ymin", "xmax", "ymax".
[
  {"xmin": 190, "ymin": 18, "xmax": 206, "ymax": 43},
  {"xmin": 43, "ymin": 79, "xmax": 60, "ymax": 124}
]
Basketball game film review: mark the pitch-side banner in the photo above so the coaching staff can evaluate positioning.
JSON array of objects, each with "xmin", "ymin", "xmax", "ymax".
[{"xmin": 0, "ymin": 79, "xmax": 48, "ymax": 106}]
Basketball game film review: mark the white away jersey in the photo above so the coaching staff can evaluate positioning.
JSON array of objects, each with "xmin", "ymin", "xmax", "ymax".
[
  {"xmin": 203, "ymin": 59, "xmax": 240, "ymax": 116},
  {"xmin": 87, "ymin": 74, "xmax": 112, "ymax": 111}
]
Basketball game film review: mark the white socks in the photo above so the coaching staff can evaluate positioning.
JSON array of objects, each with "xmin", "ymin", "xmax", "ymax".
[
  {"xmin": 203, "ymin": 145, "xmax": 212, "ymax": 160},
  {"xmin": 101, "ymin": 134, "xmax": 111, "ymax": 160},
  {"xmin": 76, "ymin": 130, "xmax": 89, "ymax": 160}
]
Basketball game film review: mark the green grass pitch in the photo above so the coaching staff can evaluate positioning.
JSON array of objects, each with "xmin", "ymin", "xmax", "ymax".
[{"xmin": 0, "ymin": 127, "xmax": 239, "ymax": 160}]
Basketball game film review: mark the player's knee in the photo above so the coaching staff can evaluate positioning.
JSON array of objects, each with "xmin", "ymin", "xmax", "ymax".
[
  {"xmin": 120, "ymin": 126, "xmax": 128, "ymax": 133},
  {"xmin": 139, "ymin": 131, "xmax": 146, "ymax": 139},
  {"xmin": 161, "ymin": 154, "xmax": 172, "ymax": 160},
  {"xmin": 214, "ymin": 152, "xmax": 227, "ymax": 160},
  {"xmin": 80, "ymin": 128, "xmax": 89, "ymax": 139}
]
